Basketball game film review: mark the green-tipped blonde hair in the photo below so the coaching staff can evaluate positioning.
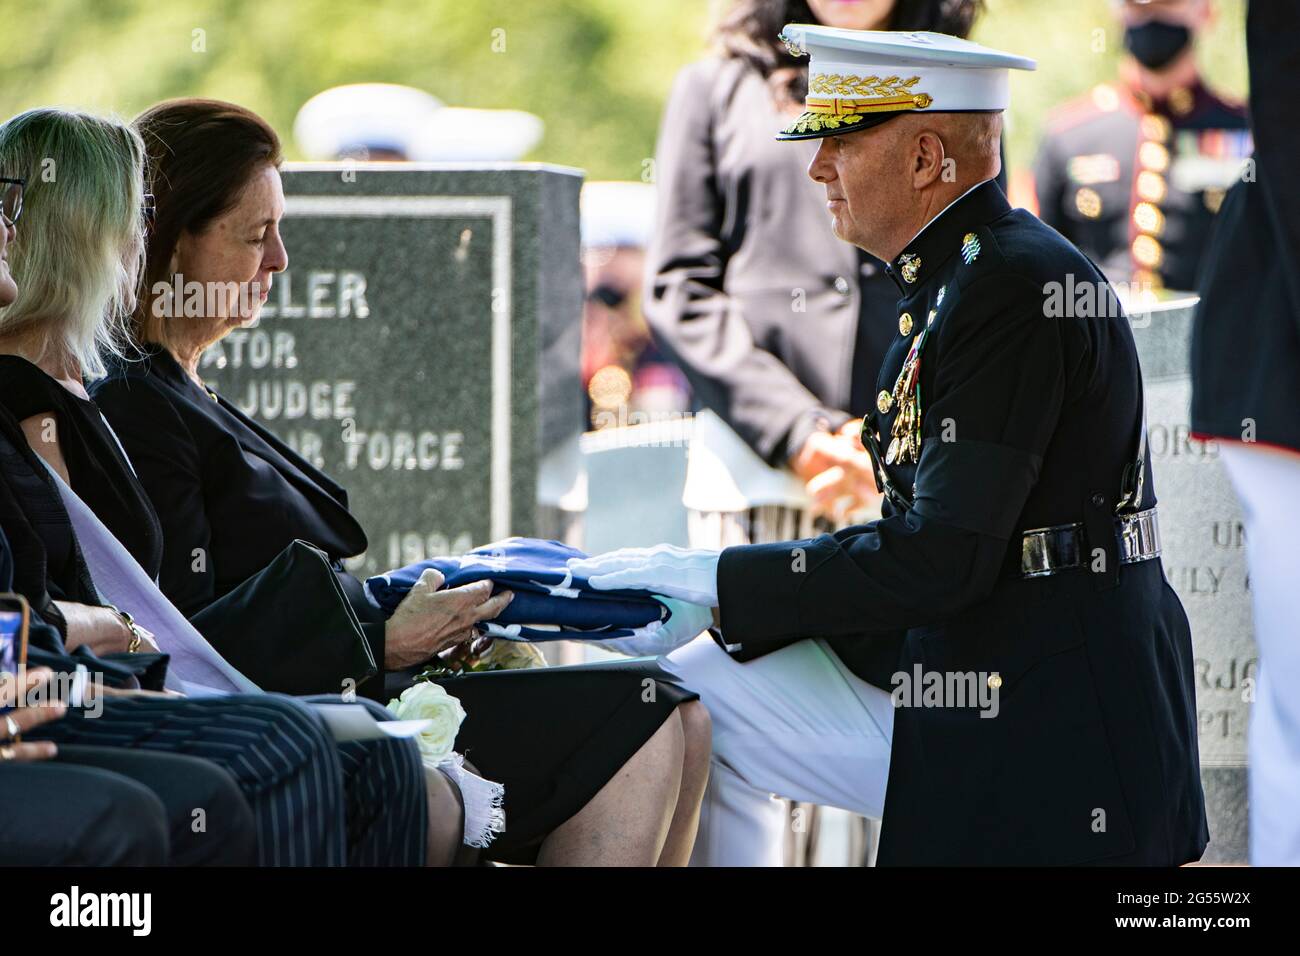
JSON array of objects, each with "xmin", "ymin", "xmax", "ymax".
[{"xmin": 0, "ymin": 108, "xmax": 145, "ymax": 380}]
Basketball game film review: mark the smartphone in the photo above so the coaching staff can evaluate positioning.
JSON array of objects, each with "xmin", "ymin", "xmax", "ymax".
[{"xmin": 0, "ymin": 593, "xmax": 31, "ymax": 722}]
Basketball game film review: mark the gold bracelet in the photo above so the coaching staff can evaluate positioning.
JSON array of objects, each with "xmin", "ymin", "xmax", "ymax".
[{"xmin": 106, "ymin": 604, "xmax": 144, "ymax": 653}]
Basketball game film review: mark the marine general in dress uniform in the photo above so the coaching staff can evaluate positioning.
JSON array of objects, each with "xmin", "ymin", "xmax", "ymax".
[
  {"xmin": 574, "ymin": 25, "xmax": 1209, "ymax": 866},
  {"xmin": 1032, "ymin": 0, "xmax": 1250, "ymax": 295}
]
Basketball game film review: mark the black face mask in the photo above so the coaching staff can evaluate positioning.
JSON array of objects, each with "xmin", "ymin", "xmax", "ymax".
[{"xmin": 1124, "ymin": 20, "xmax": 1192, "ymax": 71}]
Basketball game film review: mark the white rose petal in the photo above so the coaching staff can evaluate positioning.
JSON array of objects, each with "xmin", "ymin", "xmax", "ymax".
[{"xmin": 388, "ymin": 681, "xmax": 467, "ymax": 762}]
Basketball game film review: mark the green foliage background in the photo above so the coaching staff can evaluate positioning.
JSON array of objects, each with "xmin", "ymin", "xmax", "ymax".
[{"xmin": 0, "ymin": 0, "xmax": 1247, "ymax": 182}]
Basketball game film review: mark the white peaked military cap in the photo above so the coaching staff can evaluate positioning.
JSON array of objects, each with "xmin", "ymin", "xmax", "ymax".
[
  {"xmin": 776, "ymin": 25, "xmax": 1037, "ymax": 140},
  {"xmin": 581, "ymin": 182, "xmax": 657, "ymax": 249},
  {"xmin": 294, "ymin": 83, "xmax": 444, "ymax": 160},
  {"xmin": 408, "ymin": 108, "xmax": 544, "ymax": 162}
]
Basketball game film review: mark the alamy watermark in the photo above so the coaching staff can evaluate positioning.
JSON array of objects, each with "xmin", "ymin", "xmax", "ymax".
[
  {"xmin": 1042, "ymin": 274, "xmax": 1158, "ymax": 321},
  {"xmin": 150, "ymin": 273, "xmax": 264, "ymax": 319},
  {"xmin": 891, "ymin": 664, "xmax": 1001, "ymax": 718}
]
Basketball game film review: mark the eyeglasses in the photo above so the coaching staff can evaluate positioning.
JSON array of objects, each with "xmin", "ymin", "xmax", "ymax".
[
  {"xmin": 0, "ymin": 178, "xmax": 24, "ymax": 226},
  {"xmin": 0, "ymin": 182, "xmax": 152, "ymax": 228}
]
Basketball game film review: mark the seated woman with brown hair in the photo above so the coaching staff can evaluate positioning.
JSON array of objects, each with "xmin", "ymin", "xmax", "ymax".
[{"xmin": 90, "ymin": 98, "xmax": 711, "ymax": 866}]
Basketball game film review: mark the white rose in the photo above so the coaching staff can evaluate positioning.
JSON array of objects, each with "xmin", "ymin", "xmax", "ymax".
[{"xmin": 388, "ymin": 681, "xmax": 467, "ymax": 763}]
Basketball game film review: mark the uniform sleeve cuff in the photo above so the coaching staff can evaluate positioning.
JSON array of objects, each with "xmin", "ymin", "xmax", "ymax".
[{"xmin": 717, "ymin": 537, "xmax": 835, "ymax": 643}]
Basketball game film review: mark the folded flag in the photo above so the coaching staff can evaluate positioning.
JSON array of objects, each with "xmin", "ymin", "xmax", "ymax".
[{"xmin": 364, "ymin": 537, "xmax": 668, "ymax": 642}]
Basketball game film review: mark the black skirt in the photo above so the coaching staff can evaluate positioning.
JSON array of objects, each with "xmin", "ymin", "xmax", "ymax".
[{"xmin": 427, "ymin": 658, "xmax": 698, "ymax": 864}]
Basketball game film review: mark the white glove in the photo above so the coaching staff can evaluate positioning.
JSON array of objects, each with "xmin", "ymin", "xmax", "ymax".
[
  {"xmin": 581, "ymin": 598, "xmax": 713, "ymax": 658},
  {"xmin": 568, "ymin": 544, "xmax": 721, "ymax": 606}
]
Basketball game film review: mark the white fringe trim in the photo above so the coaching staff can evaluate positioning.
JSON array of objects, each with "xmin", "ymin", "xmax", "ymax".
[{"xmin": 428, "ymin": 752, "xmax": 506, "ymax": 849}]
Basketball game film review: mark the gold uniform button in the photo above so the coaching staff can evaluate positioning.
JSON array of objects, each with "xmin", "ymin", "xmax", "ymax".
[
  {"xmin": 1136, "ymin": 170, "xmax": 1167, "ymax": 203},
  {"xmin": 876, "ymin": 389, "xmax": 893, "ymax": 414},
  {"xmin": 898, "ymin": 312, "xmax": 913, "ymax": 336},
  {"xmin": 1133, "ymin": 201, "xmax": 1166, "ymax": 236},
  {"xmin": 987, "ymin": 673, "xmax": 1003, "ymax": 690},
  {"xmin": 1139, "ymin": 140, "xmax": 1170, "ymax": 173},
  {"xmin": 1075, "ymin": 187, "xmax": 1102, "ymax": 219},
  {"xmin": 1132, "ymin": 234, "xmax": 1164, "ymax": 269},
  {"xmin": 1140, "ymin": 113, "xmax": 1171, "ymax": 142}
]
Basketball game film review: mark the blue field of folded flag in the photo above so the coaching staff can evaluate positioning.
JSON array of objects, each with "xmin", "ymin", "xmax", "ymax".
[{"xmin": 364, "ymin": 537, "xmax": 667, "ymax": 642}]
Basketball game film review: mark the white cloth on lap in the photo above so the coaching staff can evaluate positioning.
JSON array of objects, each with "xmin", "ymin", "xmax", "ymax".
[{"xmin": 662, "ymin": 632, "xmax": 894, "ymax": 866}]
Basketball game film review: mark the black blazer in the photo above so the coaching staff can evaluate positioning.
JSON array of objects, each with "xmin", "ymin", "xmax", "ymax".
[
  {"xmin": 717, "ymin": 182, "xmax": 1206, "ymax": 865},
  {"xmin": 0, "ymin": 403, "xmax": 95, "ymax": 643},
  {"xmin": 645, "ymin": 57, "xmax": 900, "ymax": 465},
  {"xmin": 1192, "ymin": 0, "xmax": 1300, "ymax": 454},
  {"xmin": 0, "ymin": 405, "xmax": 170, "ymax": 690},
  {"xmin": 0, "ymin": 356, "xmax": 163, "ymax": 581},
  {"xmin": 91, "ymin": 347, "xmax": 373, "ymax": 616}
]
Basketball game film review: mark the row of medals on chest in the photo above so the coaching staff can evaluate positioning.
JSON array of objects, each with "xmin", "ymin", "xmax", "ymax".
[
  {"xmin": 878, "ymin": 296, "xmax": 938, "ymax": 467},
  {"xmin": 877, "ymin": 234, "xmax": 980, "ymax": 467}
]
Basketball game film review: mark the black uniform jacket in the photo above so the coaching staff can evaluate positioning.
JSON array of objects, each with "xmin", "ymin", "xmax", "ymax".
[
  {"xmin": 1192, "ymin": 0, "xmax": 1300, "ymax": 455},
  {"xmin": 716, "ymin": 181, "xmax": 1209, "ymax": 866},
  {"xmin": 1034, "ymin": 78, "xmax": 1249, "ymax": 293},
  {"xmin": 90, "ymin": 348, "xmax": 387, "ymax": 671}
]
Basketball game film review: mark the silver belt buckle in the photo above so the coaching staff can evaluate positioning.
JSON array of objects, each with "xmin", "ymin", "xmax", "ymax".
[
  {"xmin": 1116, "ymin": 507, "xmax": 1161, "ymax": 565},
  {"xmin": 1020, "ymin": 507, "xmax": 1161, "ymax": 578}
]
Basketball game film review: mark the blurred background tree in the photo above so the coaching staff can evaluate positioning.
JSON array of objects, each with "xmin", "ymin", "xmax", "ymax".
[{"xmin": 0, "ymin": 0, "xmax": 1246, "ymax": 182}]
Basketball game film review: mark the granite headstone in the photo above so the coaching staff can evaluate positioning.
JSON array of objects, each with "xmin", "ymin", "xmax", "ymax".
[
  {"xmin": 1130, "ymin": 296, "xmax": 1254, "ymax": 863},
  {"xmin": 203, "ymin": 163, "xmax": 584, "ymax": 578}
]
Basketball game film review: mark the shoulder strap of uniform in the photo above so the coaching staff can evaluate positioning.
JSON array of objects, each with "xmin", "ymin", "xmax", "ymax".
[{"xmin": 1116, "ymin": 402, "xmax": 1148, "ymax": 514}]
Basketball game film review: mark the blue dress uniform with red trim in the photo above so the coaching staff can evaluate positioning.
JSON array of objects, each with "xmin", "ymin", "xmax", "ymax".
[{"xmin": 1033, "ymin": 80, "xmax": 1250, "ymax": 294}]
